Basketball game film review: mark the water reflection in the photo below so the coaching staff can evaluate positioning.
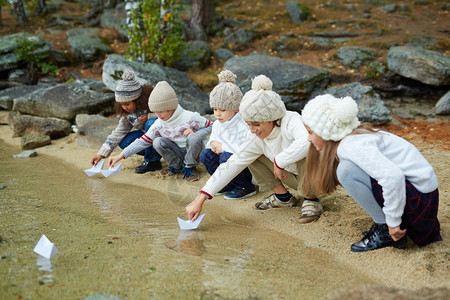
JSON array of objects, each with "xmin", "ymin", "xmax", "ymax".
[
  {"xmin": 176, "ymin": 230, "xmax": 206, "ymax": 256},
  {"xmin": 36, "ymin": 256, "xmax": 54, "ymax": 283}
]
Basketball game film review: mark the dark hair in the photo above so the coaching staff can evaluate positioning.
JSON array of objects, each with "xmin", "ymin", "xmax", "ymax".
[{"xmin": 115, "ymin": 84, "xmax": 154, "ymax": 116}]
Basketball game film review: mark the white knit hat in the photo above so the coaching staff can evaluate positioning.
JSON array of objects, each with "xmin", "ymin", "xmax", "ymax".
[
  {"xmin": 239, "ymin": 75, "xmax": 286, "ymax": 122},
  {"xmin": 115, "ymin": 70, "xmax": 142, "ymax": 102},
  {"xmin": 209, "ymin": 70, "xmax": 243, "ymax": 110},
  {"xmin": 148, "ymin": 81, "xmax": 179, "ymax": 112},
  {"xmin": 301, "ymin": 94, "xmax": 360, "ymax": 141}
]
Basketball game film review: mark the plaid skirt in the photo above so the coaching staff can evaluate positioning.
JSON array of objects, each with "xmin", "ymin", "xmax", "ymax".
[{"xmin": 370, "ymin": 178, "xmax": 442, "ymax": 246}]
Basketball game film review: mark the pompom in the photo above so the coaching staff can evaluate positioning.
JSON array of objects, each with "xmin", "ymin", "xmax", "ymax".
[
  {"xmin": 218, "ymin": 70, "xmax": 236, "ymax": 84},
  {"xmin": 334, "ymin": 96, "xmax": 358, "ymax": 122},
  {"xmin": 122, "ymin": 70, "xmax": 136, "ymax": 81},
  {"xmin": 251, "ymin": 75, "xmax": 272, "ymax": 91}
]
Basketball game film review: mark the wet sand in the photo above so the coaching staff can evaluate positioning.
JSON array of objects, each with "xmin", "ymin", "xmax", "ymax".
[{"xmin": 0, "ymin": 111, "xmax": 448, "ymax": 298}]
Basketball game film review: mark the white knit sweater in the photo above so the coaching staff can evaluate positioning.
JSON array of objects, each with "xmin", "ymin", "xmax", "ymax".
[
  {"xmin": 201, "ymin": 111, "xmax": 310, "ymax": 197},
  {"xmin": 206, "ymin": 112, "xmax": 249, "ymax": 154},
  {"xmin": 337, "ymin": 131, "xmax": 439, "ymax": 227}
]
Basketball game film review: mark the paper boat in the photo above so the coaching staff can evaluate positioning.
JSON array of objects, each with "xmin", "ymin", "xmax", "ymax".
[
  {"xmin": 177, "ymin": 214, "xmax": 205, "ymax": 230},
  {"xmin": 33, "ymin": 234, "xmax": 58, "ymax": 259},
  {"xmin": 100, "ymin": 163, "xmax": 121, "ymax": 178},
  {"xmin": 84, "ymin": 160, "xmax": 105, "ymax": 177}
]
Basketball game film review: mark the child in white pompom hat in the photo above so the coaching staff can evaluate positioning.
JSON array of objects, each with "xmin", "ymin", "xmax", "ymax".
[
  {"xmin": 186, "ymin": 74, "xmax": 322, "ymax": 224},
  {"xmin": 301, "ymin": 94, "xmax": 442, "ymax": 252}
]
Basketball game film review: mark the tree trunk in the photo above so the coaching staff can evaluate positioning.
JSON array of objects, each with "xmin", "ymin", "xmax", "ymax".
[
  {"xmin": 190, "ymin": 0, "xmax": 214, "ymax": 41},
  {"xmin": 0, "ymin": 6, "xmax": 3, "ymax": 27},
  {"xmin": 14, "ymin": 0, "xmax": 28, "ymax": 26},
  {"xmin": 35, "ymin": 0, "xmax": 47, "ymax": 15}
]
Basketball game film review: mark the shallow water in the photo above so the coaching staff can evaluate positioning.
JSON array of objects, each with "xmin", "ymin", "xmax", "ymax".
[{"xmin": 0, "ymin": 142, "xmax": 374, "ymax": 299}]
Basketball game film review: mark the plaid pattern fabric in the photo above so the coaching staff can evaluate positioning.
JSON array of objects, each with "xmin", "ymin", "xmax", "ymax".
[{"xmin": 371, "ymin": 178, "xmax": 442, "ymax": 246}]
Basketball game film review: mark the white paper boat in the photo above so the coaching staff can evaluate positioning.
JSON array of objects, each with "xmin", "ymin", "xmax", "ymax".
[
  {"xmin": 33, "ymin": 234, "xmax": 58, "ymax": 259},
  {"xmin": 100, "ymin": 163, "xmax": 121, "ymax": 178},
  {"xmin": 84, "ymin": 160, "xmax": 104, "ymax": 177},
  {"xmin": 177, "ymin": 214, "xmax": 205, "ymax": 230}
]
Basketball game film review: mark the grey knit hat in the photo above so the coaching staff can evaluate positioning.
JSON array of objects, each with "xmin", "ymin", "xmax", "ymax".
[
  {"xmin": 148, "ymin": 81, "xmax": 178, "ymax": 112},
  {"xmin": 240, "ymin": 75, "xmax": 286, "ymax": 122},
  {"xmin": 209, "ymin": 70, "xmax": 243, "ymax": 110},
  {"xmin": 115, "ymin": 70, "xmax": 142, "ymax": 102},
  {"xmin": 301, "ymin": 94, "xmax": 360, "ymax": 141}
]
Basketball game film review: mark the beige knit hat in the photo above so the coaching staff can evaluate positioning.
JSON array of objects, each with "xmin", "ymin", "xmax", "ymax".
[
  {"xmin": 209, "ymin": 70, "xmax": 243, "ymax": 110},
  {"xmin": 301, "ymin": 94, "xmax": 360, "ymax": 141},
  {"xmin": 115, "ymin": 70, "xmax": 142, "ymax": 102},
  {"xmin": 240, "ymin": 75, "xmax": 286, "ymax": 122},
  {"xmin": 148, "ymin": 81, "xmax": 178, "ymax": 112}
]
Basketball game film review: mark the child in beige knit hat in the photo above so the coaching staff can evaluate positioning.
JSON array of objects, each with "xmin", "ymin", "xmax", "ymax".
[
  {"xmin": 186, "ymin": 74, "xmax": 321, "ymax": 223},
  {"xmin": 199, "ymin": 70, "xmax": 255, "ymax": 200},
  {"xmin": 109, "ymin": 80, "xmax": 212, "ymax": 181}
]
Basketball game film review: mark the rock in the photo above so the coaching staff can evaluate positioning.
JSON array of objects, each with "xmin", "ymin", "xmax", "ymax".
[
  {"xmin": 12, "ymin": 82, "xmax": 115, "ymax": 121},
  {"xmin": 100, "ymin": 3, "xmax": 127, "ymax": 38},
  {"xmin": 224, "ymin": 53, "xmax": 330, "ymax": 110},
  {"xmin": 75, "ymin": 114, "xmax": 119, "ymax": 149},
  {"xmin": 379, "ymin": 4, "xmax": 397, "ymax": 13},
  {"xmin": 21, "ymin": 133, "xmax": 51, "ymax": 150},
  {"xmin": 322, "ymin": 82, "xmax": 392, "ymax": 124},
  {"xmin": 66, "ymin": 28, "xmax": 112, "ymax": 62},
  {"xmin": 387, "ymin": 46, "xmax": 450, "ymax": 86},
  {"xmin": 286, "ymin": 1, "xmax": 311, "ymax": 24},
  {"xmin": 223, "ymin": 26, "xmax": 266, "ymax": 49},
  {"xmin": 435, "ymin": 90, "xmax": 450, "ymax": 115},
  {"xmin": 8, "ymin": 112, "xmax": 72, "ymax": 138},
  {"xmin": 0, "ymin": 32, "xmax": 51, "ymax": 72},
  {"xmin": 13, "ymin": 150, "xmax": 37, "ymax": 158},
  {"xmin": 213, "ymin": 48, "xmax": 234, "ymax": 62},
  {"xmin": 173, "ymin": 41, "xmax": 212, "ymax": 71},
  {"xmin": 336, "ymin": 46, "xmax": 376, "ymax": 70},
  {"xmin": 102, "ymin": 54, "xmax": 210, "ymax": 114},
  {"xmin": 0, "ymin": 84, "xmax": 50, "ymax": 111}
]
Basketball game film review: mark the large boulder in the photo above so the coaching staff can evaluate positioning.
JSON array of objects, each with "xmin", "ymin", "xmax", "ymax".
[
  {"xmin": 102, "ymin": 54, "xmax": 210, "ymax": 114},
  {"xmin": 8, "ymin": 112, "xmax": 72, "ymax": 138},
  {"xmin": 67, "ymin": 28, "xmax": 112, "ymax": 62},
  {"xmin": 12, "ymin": 82, "xmax": 115, "ymax": 121},
  {"xmin": 75, "ymin": 114, "xmax": 119, "ymax": 149},
  {"xmin": 0, "ymin": 32, "xmax": 51, "ymax": 72},
  {"xmin": 322, "ymin": 82, "xmax": 392, "ymax": 125},
  {"xmin": 435, "ymin": 90, "xmax": 450, "ymax": 115},
  {"xmin": 224, "ymin": 53, "xmax": 330, "ymax": 110},
  {"xmin": 0, "ymin": 84, "xmax": 50, "ymax": 111},
  {"xmin": 387, "ymin": 46, "xmax": 450, "ymax": 86},
  {"xmin": 336, "ymin": 46, "xmax": 377, "ymax": 70}
]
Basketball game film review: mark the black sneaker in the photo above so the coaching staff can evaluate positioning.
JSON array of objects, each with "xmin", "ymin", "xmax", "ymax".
[
  {"xmin": 224, "ymin": 186, "xmax": 257, "ymax": 200},
  {"xmin": 135, "ymin": 160, "xmax": 162, "ymax": 174},
  {"xmin": 351, "ymin": 223, "xmax": 407, "ymax": 252}
]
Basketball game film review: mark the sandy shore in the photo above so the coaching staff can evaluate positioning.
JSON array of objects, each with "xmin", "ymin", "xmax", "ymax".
[{"xmin": 1, "ymin": 111, "xmax": 448, "ymax": 293}]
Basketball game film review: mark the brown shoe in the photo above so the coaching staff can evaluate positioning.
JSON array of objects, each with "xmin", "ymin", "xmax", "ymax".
[
  {"xmin": 182, "ymin": 167, "xmax": 199, "ymax": 182},
  {"xmin": 159, "ymin": 166, "xmax": 181, "ymax": 176},
  {"xmin": 255, "ymin": 194, "xmax": 299, "ymax": 210}
]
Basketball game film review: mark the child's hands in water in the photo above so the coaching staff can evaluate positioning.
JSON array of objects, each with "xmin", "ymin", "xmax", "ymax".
[
  {"xmin": 91, "ymin": 155, "xmax": 104, "ymax": 166},
  {"xmin": 186, "ymin": 193, "xmax": 207, "ymax": 221},
  {"xmin": 109, "ymin": 154, "xmax": 125, "ymax": 168}
]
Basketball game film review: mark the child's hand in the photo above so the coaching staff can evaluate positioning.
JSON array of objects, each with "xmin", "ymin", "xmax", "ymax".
[
  {"xmin": 210, "ymin": 141, "xmax": 223, "ymax": 154},
  {"xmin": 91, "ymin": 155, "xmax": 104, "ymax": 166},
  {"xmin": 183, "ymin": 128, "xmax": 194, "ymax": 136},
  {"xmin": 388, "ymin": 225, "xmax": 407, "ymax": 241},
  {"xmin": 138, "ymin": 114, "xmax": 148, "ymax": 124},
  {"xmin": 274, "ymin": 165, "xmax": 288, "ymax": 180},
  {"xmin": 186, "ymin": 193, "xmax": 207, "ymax": 221},
  {"xmin": 109, "ymin": 154, "xmax": 125, "ymax": 168}
]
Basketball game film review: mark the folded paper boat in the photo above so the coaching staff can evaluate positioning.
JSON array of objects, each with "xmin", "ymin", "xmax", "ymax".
[{"xmin": 33, "ymin": 234, "xmax": 58, "ymax": 259}]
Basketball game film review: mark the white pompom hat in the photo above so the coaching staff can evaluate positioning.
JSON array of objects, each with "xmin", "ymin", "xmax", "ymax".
[
  {"xmin": 301, "ymin": 94, "xmax": 360, "ymax": 141},
  {"xmin": 239, "ymin": 75, "xmax": 286, "ymax": 122}
]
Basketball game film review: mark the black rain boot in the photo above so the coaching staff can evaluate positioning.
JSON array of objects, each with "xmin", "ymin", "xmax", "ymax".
[
  {"xmin": 135, "ymin": 160, "xmax": 162, "ymax": 174},
  {"xmin": 351, "ymin": 223, "xmax": 407, "ymax": 252}
]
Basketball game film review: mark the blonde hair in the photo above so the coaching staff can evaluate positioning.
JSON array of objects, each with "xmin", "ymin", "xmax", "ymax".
[{"xmin": 302, "ymin": 123, "xmax": 378, "ymax": 196}]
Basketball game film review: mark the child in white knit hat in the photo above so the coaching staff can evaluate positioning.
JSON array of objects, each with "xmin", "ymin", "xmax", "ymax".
[
  {"xmin": 186, "ymin": 74, "xmax": 321, "ymax": 223},
  {"xmin": 90, "ymin": 70, "xmax": 162, "ymax": 174},
  {"xmin": 301, "ymin": 94, "xmax": 441, "ymax": 252},
  {"xmin": 109, "ymin": 80, "xmax": 212, "ymax": 181},
  {"xmin": 199, "ymin": 70, "xmax": 255, "ymax": 200}
]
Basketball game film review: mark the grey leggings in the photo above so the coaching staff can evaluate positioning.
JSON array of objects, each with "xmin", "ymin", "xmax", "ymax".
[
  {"xmin": 336, "ymin": 160, "xmax": 386, "ymax": 223},
  {"xmin": 153, "ymin": 134, "xmax": 204, "ymax": 169}
]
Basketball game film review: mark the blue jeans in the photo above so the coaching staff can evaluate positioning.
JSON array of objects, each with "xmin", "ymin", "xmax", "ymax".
[
  {"xmin": 199, "ymin": 149, "xmax": 253, "ymax": 189},
  {"xmin": 118, "ymin": 118, "xmax": 161, "ymax": 162}
]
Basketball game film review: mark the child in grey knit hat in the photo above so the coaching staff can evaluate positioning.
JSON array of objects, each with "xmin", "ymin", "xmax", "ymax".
[
  {"xmin": 199, "ymin": 70, "xmax": 255, "ymax": 200},
  {"xmin": 90, "ymin": 70, "xmax": 162, "ymax": 174},
  {"xmin": 109, "ymin": 80, "xmax": 212, "ymax": 181},
  {"xmin": 186, "ymin": 74, "xmax": 321, "ymax": 224}
]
